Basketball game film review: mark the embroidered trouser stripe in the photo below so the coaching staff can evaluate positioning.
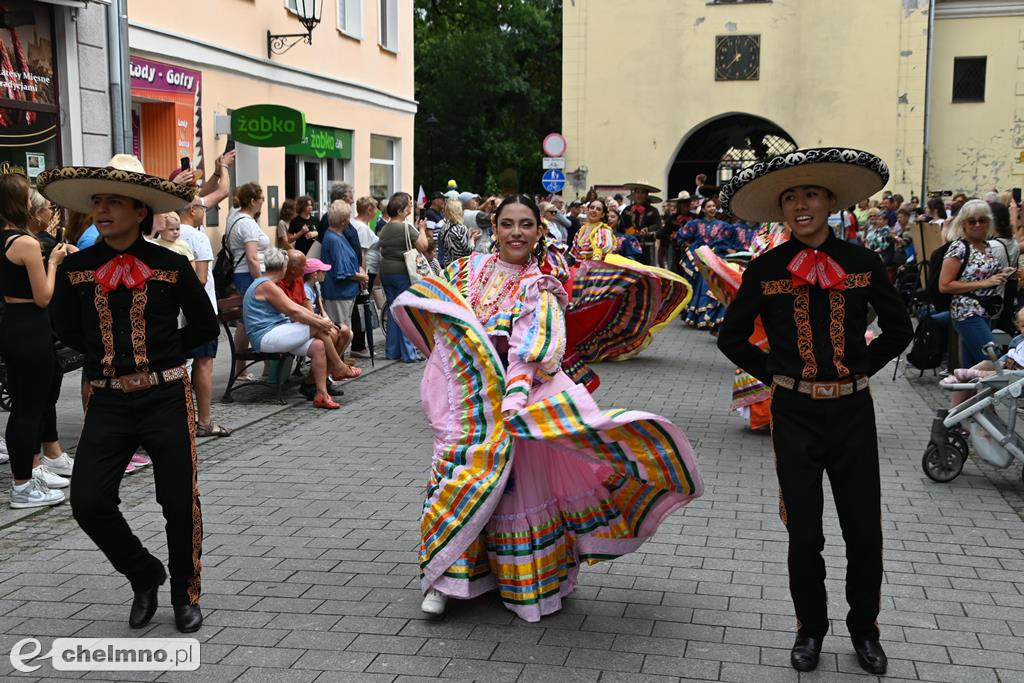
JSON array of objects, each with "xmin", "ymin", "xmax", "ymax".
[
  {"xmin": 70, "ymin": 380, "xmax": 203, "ymax": 606},
  {"xmin": 769, "ymin": 386, "xmax": 882, "ymax": 641}
]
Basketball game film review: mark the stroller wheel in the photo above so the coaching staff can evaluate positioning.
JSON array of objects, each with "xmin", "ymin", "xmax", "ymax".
[{"xmin": 922, "ymin": 439, "xmax": 966, "ymax": 482}]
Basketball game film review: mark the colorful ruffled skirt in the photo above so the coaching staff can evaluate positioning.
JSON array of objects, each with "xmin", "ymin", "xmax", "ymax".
[
  {"xmin": 393, "ymin": 277, "xmax": 703, "ymax": 622},
  {"xmin": 562, "ymin": 255, "xmax": 691, "ymax": 388}
]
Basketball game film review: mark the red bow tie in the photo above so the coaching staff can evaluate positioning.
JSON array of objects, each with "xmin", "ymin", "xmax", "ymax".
[
  {"xmin": 787, "ymin": 248, "xmax": 847, "ymax": 290},
  {"xmin": 95, "ymin": 253, "xmax": 153, "ymax": 293}
]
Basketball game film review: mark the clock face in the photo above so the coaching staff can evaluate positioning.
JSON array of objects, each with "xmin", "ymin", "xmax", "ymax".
[{"xmin": 715, "ymin": 34, "xmax": 761, "ymax": 81}]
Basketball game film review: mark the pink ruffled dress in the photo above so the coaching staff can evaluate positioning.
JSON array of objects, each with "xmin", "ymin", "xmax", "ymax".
[{"xmin": 393, "ymin": 253, "xmax": 703, "ymax": 622}]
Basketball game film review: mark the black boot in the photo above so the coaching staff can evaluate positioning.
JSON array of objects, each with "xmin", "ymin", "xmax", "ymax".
[
  {"xmin": 128, "ymin": 565, "xmax": 166, "ymax": 629},
  {"xmin": 790, "ymin": 635, "xmax": 823, "ymax": 672},
  {"xmin": 173, "ymin": 604, "xmax": 203, "ymax": 633},
  {"xmin": 851, "ymin": 637, "xmax": 887, "ymax": 675}
]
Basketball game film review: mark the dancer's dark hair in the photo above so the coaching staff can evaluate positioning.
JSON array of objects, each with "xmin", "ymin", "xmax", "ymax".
[{"xmin": 493, "ymin": 194, "xmax": 542, "ymax": 226}]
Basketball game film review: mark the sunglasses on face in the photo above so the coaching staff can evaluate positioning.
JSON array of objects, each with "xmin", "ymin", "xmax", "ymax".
[{"xmin": 966, "ymin": 218, "xmax": 990, "ymax": 226}]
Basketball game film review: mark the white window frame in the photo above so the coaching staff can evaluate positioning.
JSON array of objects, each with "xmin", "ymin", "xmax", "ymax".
[
  {"xmin": 369, "ymin": 135, "xmax": 400, "ymax": 198},
  {"xmin": 337, "ymin": 0, "xmax": 363, "ymax": 38},
  {"xmin": 378, "ymin": 0, "xmax": 399, "ymax": 53}
]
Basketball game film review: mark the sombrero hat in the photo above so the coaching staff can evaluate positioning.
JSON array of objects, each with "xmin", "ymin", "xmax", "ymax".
[
  {"xmin": 36, "ymin": 154, "xmax": 195, "ymax": 215},
  {"xmin": 623, "ymin": 179, "xmax": 662, "ymax": 194},
  {"xmin": 720, "ymin": 147, "xmax": 889, "ymax": 223}
]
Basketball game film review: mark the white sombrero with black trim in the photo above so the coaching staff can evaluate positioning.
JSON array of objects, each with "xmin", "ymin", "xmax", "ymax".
[
  {"xmin": 719, "ymin": 148, "xmax": 889, "ymax": 223},
  {"xmin": 36, "ymin": 154, "xmax": 195, "ymax": 215}
]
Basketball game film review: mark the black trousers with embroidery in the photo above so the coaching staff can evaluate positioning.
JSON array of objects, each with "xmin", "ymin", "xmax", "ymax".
[
  {"xmin": 770, "ymin": 386, "xmax": 882, "ymax": 641},
  {"xmin": 70, "ymin": 378, "xmax": 202, "ymax": 606}
]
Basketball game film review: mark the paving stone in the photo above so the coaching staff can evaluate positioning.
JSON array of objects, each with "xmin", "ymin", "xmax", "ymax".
[{"xmin": 364, "ymin": 653, "xmax": 449, "ymax": 676}]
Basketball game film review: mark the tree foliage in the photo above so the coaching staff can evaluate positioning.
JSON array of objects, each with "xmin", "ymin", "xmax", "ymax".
[{"xmin": 413, "ymin": 0, "xmax": 562, "ymax": 196}]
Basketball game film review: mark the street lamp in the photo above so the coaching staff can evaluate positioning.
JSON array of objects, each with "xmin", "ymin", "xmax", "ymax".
[
  {"xmin": 424, "ymin": 113, "xmax": 439, "ymax": 193},
  {"xmin": 267, "ymin": 0, "xmax": 324, "ymax": 59}
]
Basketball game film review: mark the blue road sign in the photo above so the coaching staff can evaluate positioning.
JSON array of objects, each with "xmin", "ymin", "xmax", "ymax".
[{"xmin": 542, "ymin": 169, "xmax": 566, "ymax": 193}]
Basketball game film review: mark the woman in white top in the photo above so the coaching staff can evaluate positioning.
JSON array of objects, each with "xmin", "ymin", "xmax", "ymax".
[{"xmin": 225, "ymin": 182, "xmax": 269, "ymax": 377}]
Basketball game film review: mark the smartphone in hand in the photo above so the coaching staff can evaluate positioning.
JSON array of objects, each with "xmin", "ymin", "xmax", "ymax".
[
  {"xmin": 1013, "ymin": 188, "xmax": 1022, "ymax": 205},
  {"xmin": 180, "ymin": 157, "xmax": 191, "ymax": 171}
]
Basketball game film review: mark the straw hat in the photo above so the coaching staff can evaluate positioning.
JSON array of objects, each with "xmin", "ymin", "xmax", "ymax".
[
  {"xmin": 36, "ymin": 154, "xmax": 195, "ymax": 215},
  {"xmin": 720, "ymin": 148, "xmax": 889, "ymax": 222}
]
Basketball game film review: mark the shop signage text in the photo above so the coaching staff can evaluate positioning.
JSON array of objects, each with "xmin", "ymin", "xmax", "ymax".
[
  {"xmin": 230, "ymin": 105, "xmax": 306, "ymax": 147},
  {"xmin": 285, "ymin": 124, "xmax": 353, "ymax": 160},
  {"xmin": 129, "ymin": 57, "xmax": 202, "ymax": 95}
]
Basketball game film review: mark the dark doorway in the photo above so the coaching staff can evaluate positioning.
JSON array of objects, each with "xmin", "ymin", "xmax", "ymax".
[{"xmin": 667, "ymin": 113, "xmax": 797, "ymax": 197}]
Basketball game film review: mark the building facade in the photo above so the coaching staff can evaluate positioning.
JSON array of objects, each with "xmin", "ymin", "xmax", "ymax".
[
  {"xmin": 127, "ymin": 0, "xmax": 415, "ymax": 231},
  {"xmin": 0, "ymin": 0, "xmax": 113, "ymax": 178},
  {"xmin": 562, "ymin": 0, "xmax": 1024, "ymax": 201}
]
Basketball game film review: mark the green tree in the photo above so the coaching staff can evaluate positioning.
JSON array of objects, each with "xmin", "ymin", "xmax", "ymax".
[{"xmin": 414, "ymin": 0, "xmax": 562, "ymax": 196}]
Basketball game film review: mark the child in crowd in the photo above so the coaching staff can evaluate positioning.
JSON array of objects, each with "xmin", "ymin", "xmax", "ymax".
[
  {"xmin": 425, "ymin": 239, "xmax": 443, "ymax": 276},
  {"xmin": 303, "ymin": 257, "xmax": 331, "ymax": 315},
  {"xmin": 154, "ymin": 212, "xmax": 195, "ymax": 265},
  {"xmin": 942, "ymin": 307, "xmax": 1024, "ymax": 408}
]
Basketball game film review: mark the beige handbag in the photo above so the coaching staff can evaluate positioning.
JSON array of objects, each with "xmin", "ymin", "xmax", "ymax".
[{"xmin": 403, "ymin": 223, "xmax": 432, "ymax": 283}]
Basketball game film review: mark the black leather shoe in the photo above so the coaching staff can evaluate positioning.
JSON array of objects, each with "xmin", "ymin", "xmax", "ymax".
[
  {"xmin": 790, "ymin": 635, "xmax": 823, "ymax": 672},
  {"xmin": 852, "ymin": 637, "xmax": 887, "ymax": 675},
  {"xmin": 129, "ymin": 587, "xmax": 159, "ymax": 629},
  {"xmin": 173, "ymin": 604, "xmax": 203, "ymax": 633}
]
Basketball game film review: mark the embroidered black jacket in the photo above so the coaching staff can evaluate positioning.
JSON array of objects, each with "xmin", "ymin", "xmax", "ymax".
[
  {"xmin": 52, "ymin": 236, "xmax": 219, "ymax": 380},
  {"xmin": 717, "ymin": 232, "xmax": 913, "ymax": 385}
]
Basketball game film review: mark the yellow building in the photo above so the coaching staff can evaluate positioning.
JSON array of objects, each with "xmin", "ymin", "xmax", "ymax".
[
  {"xmin": 127, "ymin": 0, "xmax": 415, "ymax": 235},
  {"xmin": 562, "ymin": 0, "xmax": 1024, "ymax": 201}
]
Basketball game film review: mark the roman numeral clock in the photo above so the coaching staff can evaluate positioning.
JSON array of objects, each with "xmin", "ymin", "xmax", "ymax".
[{"xmin": 715, "ymin": 34, "xmax": 761, "ymax": 81}]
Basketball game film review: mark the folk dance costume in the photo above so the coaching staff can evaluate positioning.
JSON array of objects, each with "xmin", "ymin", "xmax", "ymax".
[
  {"xmin": 39, "ymin": 162, "xmax": 218, "ymax": 632},
  {"xmin": 718, "ymin": 223, "xmax": 792, "ymax": 432},
  {"xmin": 563, "ymin": 222, "xmax": 692, "ymax": 391},
  {"xmin": 717, "ymin": 148, "xmax": 913, "ymax": 674},
  {"xmin": 620, "ymin": 180, "xmax": 662, "ymax": 266},
  {"xmin": 676, "ymin": 216, "xmax": 741, "ymax": 331},
  {"xmin": 392, "ymin": 254, "xmax": 703, "ymax": 622}
]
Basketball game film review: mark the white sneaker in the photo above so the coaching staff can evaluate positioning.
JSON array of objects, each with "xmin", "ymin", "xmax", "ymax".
[
  {"xmin": 420, "ymin": 589, "xmax": 448, "ymax": 615},
  {"xmin": 42, "ymin": 452, "xmax": 74, "ymax": 477},
  {"xmin": 0, "ymin": 436, "xmax": 7, "ymax": 454},
  {"xmin": 32, "ymin": 465, "xmax": 69, "ymax": 489},
  {"xmin": 10, "ymin": 479, "xmax": 65, "ymax": 509}
]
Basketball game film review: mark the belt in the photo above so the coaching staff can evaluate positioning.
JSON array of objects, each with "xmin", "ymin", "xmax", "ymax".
[
  {"xmin": 773, "ymin": 374, "xmax": 869, "ymax": 400},
  {"xmin": 90, "ymin": 366, "xmax": 187, "ymax": 393}
]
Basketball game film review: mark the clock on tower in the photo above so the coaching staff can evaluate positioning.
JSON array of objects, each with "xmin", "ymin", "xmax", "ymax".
[{"xmin": 715, "ymin": 34, "xmax": 761, "ymax": 81}]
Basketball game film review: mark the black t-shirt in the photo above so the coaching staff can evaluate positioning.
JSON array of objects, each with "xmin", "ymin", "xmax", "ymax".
[{"xmin": 289, "ymin": 215, "xmax": 318, "ymax": 254}]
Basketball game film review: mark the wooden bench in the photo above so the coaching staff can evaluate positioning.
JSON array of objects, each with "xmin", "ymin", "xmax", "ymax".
[{"xmin": 217, "ymin": 294, "xmax": 295, "ymax": 405}]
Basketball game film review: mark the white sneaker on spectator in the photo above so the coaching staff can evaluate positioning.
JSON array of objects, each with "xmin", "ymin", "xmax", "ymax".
[
  {"xmin": 42, "ymin": 452, "xmax": 74, "ymax": 477},
  {"xmin": 0, "ymin": 436, "xmax": 7, "ymax": 465},
  {"xmin": 33, "ymin": 465, "xmax": 69, "ymax": 489},
  {"xmin": 10, "ymin": 479, "xmax": 64, "ymax": 509},
  {"xmin": 420, "ymin": 589, "xmax": 448, "ymax": 615}
]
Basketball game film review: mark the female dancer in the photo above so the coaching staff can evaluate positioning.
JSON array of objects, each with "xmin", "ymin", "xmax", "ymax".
[
  {"xmin": 393, "ymin": 195, "xmax": 703, "ymax": 622},
  {"xmin": 564, "ymin": 198, "xmax": 691, "ymax": 385},
  {"xmin": 571, "ymin": 198, "xmax": 616, "ymax": 261},
  {"xmin": 678, "ymin": 198, "xmax": 738, "ymax": 331}
]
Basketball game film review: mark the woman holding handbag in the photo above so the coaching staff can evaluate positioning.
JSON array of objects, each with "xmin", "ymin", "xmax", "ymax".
[{"xmin": 377, "ymin": 192, "xmax": 428, "ymax": 362}]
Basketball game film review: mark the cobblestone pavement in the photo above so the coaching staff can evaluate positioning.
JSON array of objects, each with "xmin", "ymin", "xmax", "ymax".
[{"xmin": 0, "ymin": 322, "xmax": 1023, "ymax": 682}]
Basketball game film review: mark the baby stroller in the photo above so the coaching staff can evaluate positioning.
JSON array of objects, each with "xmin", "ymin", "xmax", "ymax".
[{"xmin": 923, "ymin": 343, "xmax": 1024, "ymax": 483}]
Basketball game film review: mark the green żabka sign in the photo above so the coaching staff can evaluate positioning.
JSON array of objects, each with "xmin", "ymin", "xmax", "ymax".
[
  {"xmin": 286, "ymin": 124, "xmax": 353, "ymax": 160},
  {"xmin": 230, "ymin": 105, "xmax": 305, "ymax": 147}
]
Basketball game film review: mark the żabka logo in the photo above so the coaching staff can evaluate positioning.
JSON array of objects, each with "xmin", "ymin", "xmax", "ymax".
[
  {"xmin": 10, "ymin": 637, "xmax": 200, "ymax": 672},
  {"xmin": 230, "ymin": 105, "xmax": 306, "ymax": 148},
  {"xmin": 235, "ymin": 114, "xmax": 298, "ymax": 141}
]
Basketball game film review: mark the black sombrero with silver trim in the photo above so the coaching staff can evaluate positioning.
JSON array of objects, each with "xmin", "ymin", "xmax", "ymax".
[
  {"xmin": 719, "ymin": 148, "xmax": 889, "ymax": 223},
  {"xmin": 36, "ymin": 160, "xmax": 195, "ymax": 215}
]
